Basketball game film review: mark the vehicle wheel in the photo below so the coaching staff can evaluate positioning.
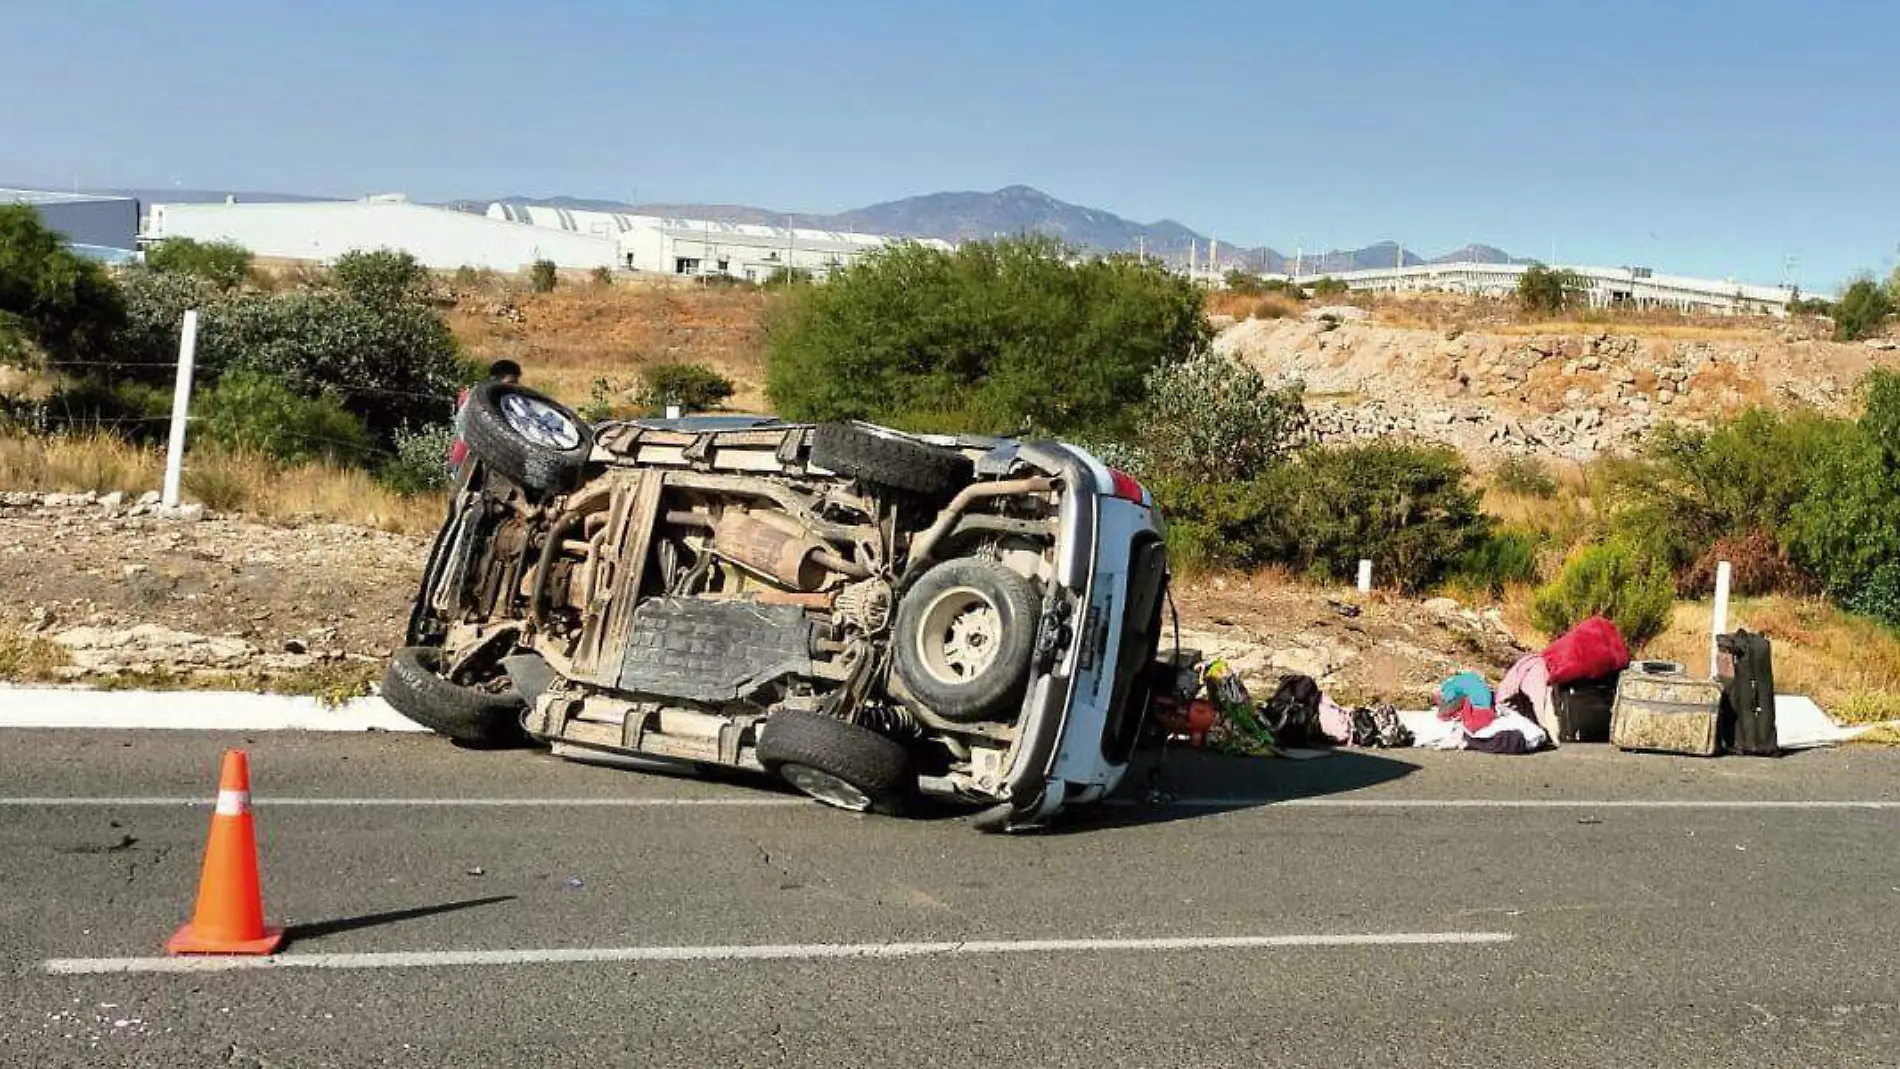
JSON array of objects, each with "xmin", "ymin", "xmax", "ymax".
[
  {"xmin": 461, "ymin": 383, "xmax": 593, "ymax": 497},
  {"xmin": 893, "ymin": 558, "xmax": 1039, "ymax": 723},
  {"xmin": 809, "ymin": 422, "xmax": 972, "ymax": 499},
  {"xmin": 756, "ymin": 708, "xmax": 912, "ymax": 814},
  {"xmin": 382, "ymin": 647, "xmax": 527, "ymax": 746}
]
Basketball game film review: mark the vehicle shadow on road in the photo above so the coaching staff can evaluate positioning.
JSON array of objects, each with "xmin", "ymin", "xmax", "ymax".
[
  {"xmin": 283, "ymin": 894, "xmax": 517, "ymax": 948},
  {"xmin": 1048, "ymin": 747, "xmax": 1420, "ymax": 833}
]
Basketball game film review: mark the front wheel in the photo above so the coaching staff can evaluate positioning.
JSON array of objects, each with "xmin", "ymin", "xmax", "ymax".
[
  {"xmin": 461, "ymin": 383, "xmax": 594, "ymax": 497},
  {"xmin": 382, "ymin": 646, "xmax": 527, "ymax": 746}
]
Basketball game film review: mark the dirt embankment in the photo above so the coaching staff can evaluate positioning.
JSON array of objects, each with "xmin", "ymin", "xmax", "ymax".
[{"xmin": 1215, "ymin": 312, "xmax": 1896, "ymax": 463}]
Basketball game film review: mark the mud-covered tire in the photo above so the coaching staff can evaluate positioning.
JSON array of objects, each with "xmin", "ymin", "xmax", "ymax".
[
  {"xmin": 756, "ymin": 708, "xmax": 912, "ymax": 815},
  {"xmin": 382, "ymin": 647, "xmax": 527, "ymax": 746},
  {"xmin": 462, "ymin": 383, "xmax": 593, "ymax": 497},
  {"xmin": 893, "ymin": 558, "xmax": 1039, "ymax": 723},
  {"xmin": 809, "ymin": 422, "xmax": 971, "ymax": 499}
]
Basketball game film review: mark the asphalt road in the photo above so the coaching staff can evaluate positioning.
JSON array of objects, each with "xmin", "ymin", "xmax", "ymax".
[{"xmin": 3, "ymin": 730, "xmax": 1897, "ymax": 1067}]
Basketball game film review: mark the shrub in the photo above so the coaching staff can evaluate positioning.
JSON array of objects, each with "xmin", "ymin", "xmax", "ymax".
[
  {"xmin": 1309, "ymin": 277, "xmax": 1348, "ymax": 297},
  {"xmin": 641, "ymin": 362, "xmax": 734, "ymax": 412},
  {"xmin": 378, "ymin": 422, "xmax": 456, "ymax": 495},
  {"xmin": 110, "ymin": 269, "xmax": 225, "ymax": 383},
  {"xmin": 590, "ymin": 266, "xmax": 613, "ymax": 287},
  {"xmin": 1250, "ymin": 296, "xmax": 1298, "ymax": 320},
  {"xmin": 1134, "ymin": 351, "xmax": 1305, "ymax": 483},
  {"xmin": 181, "ymin": 460, "xmax": 253, "ymax": 512},
  {"xmin": 1530, "ymin": 539, "xmax": 1676, "ymax": 647},
  {"xmin": 762, "ymin": 266, "xmax": 813, "ymax": 289},
  {"xmin": 765, "ymin": 236, "xmax": 1209, "ymax": 439},
  {"xmin": 201, "ymin": 289, "xmax": 466, "ymax": 440},
  {"xmin": 1247, "ymin": 442, "xmax": 1486, "ymax": 592},
  {"xmin": 1786, "ymin": 370, "xmax": 1900, "ymax": 613},
  {"xmin": 144, "ymin": 238, "xmax": 253, "ymax": 291},
  {"xmin": 1832, "ymin": 278, "xmax": 1892, "ymax": 342},
  {"xmin": 331, "ymin": 249, "xmax": 431, "ymax": 307},
  {"xmin": 1677, "ymin": 530, "xmax": 1810, "ymax": 599},
  {"xmin": 1615, "ymin": 408, "xmax": 1840, "ymax": 551},
  {"xmin": 1516, "ymin": 264, "xmax": 1586, "ymax": 315},
  {"xmin": 1453, "ymin": 526, "xmax": 1543, "ymax": 595},
  {"xmin": 194, "ymin": 371, "xmax": 375, "ymax": 466},
  {"xmin": 1223, "ymin": 269, "xmax": 1264, "ymax": 296},
  {"xmin": 1492, "ymin": 455, "xmax": 1557, "ymax": 498},
  {"xmin": 0, "ymin": 204, "xmax": 125, "ymax": 370},
  {"xmin": 2, "ymin": 378, "xmax": 173, "ymax": 441},
  {"xmin": 529, "ymin": 260, "xmax": 558, "ymax": 293}
]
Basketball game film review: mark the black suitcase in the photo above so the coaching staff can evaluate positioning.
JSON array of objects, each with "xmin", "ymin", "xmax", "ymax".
[
  {"xmin": 1549, "ymin": 673, "xmax": 1617, "ymax": 742},
  {"xmin": 1717, "ymin": 630, "xmax": 1779, "ymax": 755}
]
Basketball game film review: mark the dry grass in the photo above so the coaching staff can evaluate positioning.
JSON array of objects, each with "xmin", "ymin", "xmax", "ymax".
[
  {"xmin": 0, "ymin": 626, "xmax": 71, "ymax": 681},
  {"xmin": 445, "ymin": 284, "xmax": 773, "ymax": 412},
  {"xmin": 0, "ymin": 431, "xmax": 444, "ymax": 536}
]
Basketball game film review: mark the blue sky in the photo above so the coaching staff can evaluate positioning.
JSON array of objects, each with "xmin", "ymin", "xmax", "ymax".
[{"xmin": 2, "ymin": 0, "xmax": 1892, "ymax": 290}]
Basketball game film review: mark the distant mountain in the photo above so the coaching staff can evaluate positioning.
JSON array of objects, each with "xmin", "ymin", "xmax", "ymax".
[{"xmin": 1429, "ymin": 243, "xmax": 1533, "ymax": 266}]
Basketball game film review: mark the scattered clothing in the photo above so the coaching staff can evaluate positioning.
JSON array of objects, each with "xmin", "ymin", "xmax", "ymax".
[
  {"xmin": 1439, "ymin": 671, "xmax": 1494, "ymax": 711},
  {"xmin": 1496, "ymin": 653, "xmax": 1555, "ymax": 737},
  {"xmin": 1349, "ymin": 704, "xmax": 1414, "ymax": 749},
  {"xmin": 1438, "ymin": 696, "xmax": 1498, "ymax": 735},
  {"xmin": 1316, "ymin": 694, "xmax": 1354, "ymax": 745}
]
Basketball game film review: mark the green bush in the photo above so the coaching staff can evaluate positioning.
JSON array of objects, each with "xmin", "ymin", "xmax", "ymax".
[
  {"xmin": 1615, "ymin": 408, "xmax": 1841, "ymax": 552},
  {"xmin": 529, "ymin": 260, "xmax": 558, "ymax": 293},
  {"xmin": 145, "ymin": 238, "xmax": 253, "ymax": 291},
  {"xmin": 1516, "ymin": 264, "xmax": 1586, "ymax": 315},
  {"xmin": 331, "ymin": 249, "xmax": 431, "ymax": 307},
  {"xmin": 201, "ymin": 289, "xmax": 467, "ymax": 441},
  {"xmin": 1530, "ymin": 539, "xmax": 1676, "ymax": 647},
  {"xmin": 1832, "ymin": 278, "xmax": 1892, "ymax": 342},
  {"xmin": 1453, "ymin": 526, "xmax": 1543, "ymax": 594},
  {"xmin": 1134, "ymin": 351, "xmax": 1305, "ymax": 483},
  {"xmin": 590, "ymin": 266, "xmax": 613, "ymax": 287},
  {"xmin": 0, "ymin": 204, "xmax": 125, "ymax": 370},
  {"xmin": 195, "ymin": 371, "xmax": 374, "ymax": 466},
  {"xmin": 108, "ymin": 269, "xmax": 224, "ymax": 383},
  {"xmin": 765, "ymin": 237, "xmax": 1209, "ymax": 439},
  {"xmin": 379, "ymin": 422, "xmax": 457, "ymax": 495},
  {"xmin": 1250, "ymin": 442, "xmax": 1486, "ymax": 592},
  {"xmin": 1309, "ymin": 277, "xmax": 1348, "ymax": 297},
  {"xmin": 1492, "ymin": 455, "xmax": 1557, "ymax": 498},
  {"xmin": 1153, "ymin": 442, "xmax": 1485, "ymax": 589},
  {"xmin": 1, "ymin": 378, "xmax": 173, "ymax": 441},
  {"xmin": 762, "ymin": 266, "xmax": 813, "ymax": 289},
  {"xmin": 1786, "ymin": 371, "xmax": 1900, "ymax": 613},
  {"xmin": 641, "ymin": 363, "xmax": 735, "ymax": 413}
]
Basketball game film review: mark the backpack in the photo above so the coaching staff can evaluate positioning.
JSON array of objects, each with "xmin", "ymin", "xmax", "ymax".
[
  {"xmin": 1259, "ymin": 675, "xmax": 1323, "ymax": 746},
  {"xmin": 1350, "ymin": 704, "xmax": 1414, "ymax": 748}
]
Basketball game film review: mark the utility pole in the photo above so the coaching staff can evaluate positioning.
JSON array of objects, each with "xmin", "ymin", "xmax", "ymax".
[
  {"xmin": 1294, "ymin": 243, "xmax": 1302, "ymax": 279},
  {"xmin": 1137, "ymin": 235, "xmax": 1145, "ymax": 264}
]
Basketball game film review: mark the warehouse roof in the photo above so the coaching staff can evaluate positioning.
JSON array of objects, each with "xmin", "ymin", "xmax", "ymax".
[{"xmin": 2, "ymin": 187, "xmax": 135, "ymax": 206}]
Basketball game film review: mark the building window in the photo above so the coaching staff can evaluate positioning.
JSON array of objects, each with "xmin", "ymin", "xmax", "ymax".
[
  {"xmin": 716, "ymin": 258, "xmax": 730, "ymax": 272},
  {"xmin": 674, "ymin": 257, "xmax": 700, "ymax": 275},
  {"xmin": 744, "ymin": 268, "xmax": 759, "ymax": 282}
]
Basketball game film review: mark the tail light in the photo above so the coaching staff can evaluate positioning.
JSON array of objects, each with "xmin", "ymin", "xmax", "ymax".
[{"xmin": 1108, "ymin": 467, "xmax": 1150, "ymax": 507}]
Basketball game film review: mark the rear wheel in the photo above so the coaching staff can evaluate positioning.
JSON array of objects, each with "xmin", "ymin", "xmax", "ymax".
[{"xmin": 756, "ymin": 708, "xmax": 912, "ymax": 815}]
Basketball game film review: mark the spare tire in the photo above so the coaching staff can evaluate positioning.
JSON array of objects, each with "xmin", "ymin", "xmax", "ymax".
[
  {"xmin": 893, "ymin": 558, "xmax": 1039, "ymax": 723},
  {"xmin": 756, "ymin": 708, "xmax": 912, "ymax": 815},
  {"xmin": 462, "ymin": 383, "xmax": 593, "ymax": 497},
  {"xmin": 810, "ymin": 422, "xmax": 972, "ymax": 499},
  {"xmin": 382, "ymin": 646, "xmax": 527, "ymax": 746}
]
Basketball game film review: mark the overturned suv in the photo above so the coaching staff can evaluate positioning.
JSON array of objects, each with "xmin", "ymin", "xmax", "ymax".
[{"xmin": 387, "ymin": 382, "xmax": 1171, "ymax": 830}]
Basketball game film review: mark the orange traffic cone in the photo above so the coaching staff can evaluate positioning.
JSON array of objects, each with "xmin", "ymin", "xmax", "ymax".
[{"xmin": 167, "ymin": 750, "xmax": 282, "ymax": 956}]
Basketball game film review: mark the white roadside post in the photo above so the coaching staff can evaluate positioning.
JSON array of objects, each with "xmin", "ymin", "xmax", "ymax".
[
  {"xmin": 160, "ymin": 309, "xmax": 200, "ymax": 509},
  {"xmin": 1709, "ymin": 559, "xmax": 1732, "ymax": 678},
  {"xmin": 664, "ymin": 404, "xmax": 682, "ymax": 420},
  {"xmin": 1356, "ymin": 559, "xmax": 1373, "ymax": 594}
]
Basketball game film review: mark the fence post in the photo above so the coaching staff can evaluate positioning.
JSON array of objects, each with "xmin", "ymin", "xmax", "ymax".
[
  {"xmin": 161, "ymin": 309, "xmax": 200, "ymax": 508},
  {"xmin": 1709, "ymin": 559, "xmax": 1732, "ymax": 678},
  {"xmin": 664, "ymin": 404, "xmax": 682, "ymax": 420},
  {"xmin": 1356, "ymin": 559, "xmax": 1373, "ymax": 594}
]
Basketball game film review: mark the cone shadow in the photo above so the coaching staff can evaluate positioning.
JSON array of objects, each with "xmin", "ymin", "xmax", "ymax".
[{"xmin": 283, "ymin": 895, "xmax": 517, "ymax": 946}]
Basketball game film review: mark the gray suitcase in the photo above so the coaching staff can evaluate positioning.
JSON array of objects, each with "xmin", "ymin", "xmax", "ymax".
[{"xmin": 1610, "ymin": 661, "xmax": 1723, "ymax": 757}]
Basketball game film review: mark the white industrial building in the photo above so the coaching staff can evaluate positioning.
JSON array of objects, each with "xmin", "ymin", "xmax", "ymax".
[
  {"xmin": 487, "ymin": 202, "xmax": 948, "ymax": 281},
  {"xmin": 1285, "ymin": 261, "xmax": 1800, "ymax": 316},
  {"xmin": 140, "ymin": 194, "xmax": 944, "ymax": 279},
  {"xmin": 5, "ymin": 187, "xmax": 140, "ymax": 260},
  {"xmin": 146, "ymin": 196, "xmax": 619, "ymax": 272}
]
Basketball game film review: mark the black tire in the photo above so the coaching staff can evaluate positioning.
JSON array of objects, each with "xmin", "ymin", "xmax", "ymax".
[
  {"xmin": 756, "ymin": 708, "xmax": 913, "ymax": 815},
  {"xmin": 382, "ymin": 646, "xmax": 527, "ymax": 746},
  {"xmin": 462, "ymin": 383, "xmax": 593, "ymax": 497},
  {"xmin": 810, "ymin": 422, "xmax": 972, "ymax": 499},
  {"xmin": 892, "ymin": 558, "xmax": 1039, "ymax": 723}
]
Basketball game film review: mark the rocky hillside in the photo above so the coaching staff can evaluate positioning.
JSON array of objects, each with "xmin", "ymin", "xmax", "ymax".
[{"xmin": 1215, "ymin": 311, "xmax": 1897, "ymax": 462}]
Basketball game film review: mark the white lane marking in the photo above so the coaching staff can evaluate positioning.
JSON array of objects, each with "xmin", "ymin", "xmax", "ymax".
[
  {"xmin": 0, "ymin": 796, "xmax": 804, "ymax": 808},
  {"xmin": 4, "ymin": 797, "xmax": 1898, "ymax": 810},
  {"xmin": 45, "ymin": 931, "xmax": 1514, "ymax": 975},
  {"xmin": 0, "ymin": 690, "xmax": 425, "ymax": 732}
]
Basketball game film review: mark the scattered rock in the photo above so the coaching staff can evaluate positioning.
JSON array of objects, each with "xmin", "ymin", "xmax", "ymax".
[{"xmin": 1306, "ymin": 305, "xmax": 1370, "ymax": 323}]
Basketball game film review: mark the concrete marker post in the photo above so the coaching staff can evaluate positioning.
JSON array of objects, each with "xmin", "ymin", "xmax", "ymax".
[
  {"xmin": 1356, "ymin": 559, "xmax": 1373, "ymax": 594},
  {"xmin": 161, "ymin": 309, "xmax": 200, "ymax": 508},
  {"xmin": 1709, "ymin": 559, "xmax": 1732, "ymax": 678}
]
